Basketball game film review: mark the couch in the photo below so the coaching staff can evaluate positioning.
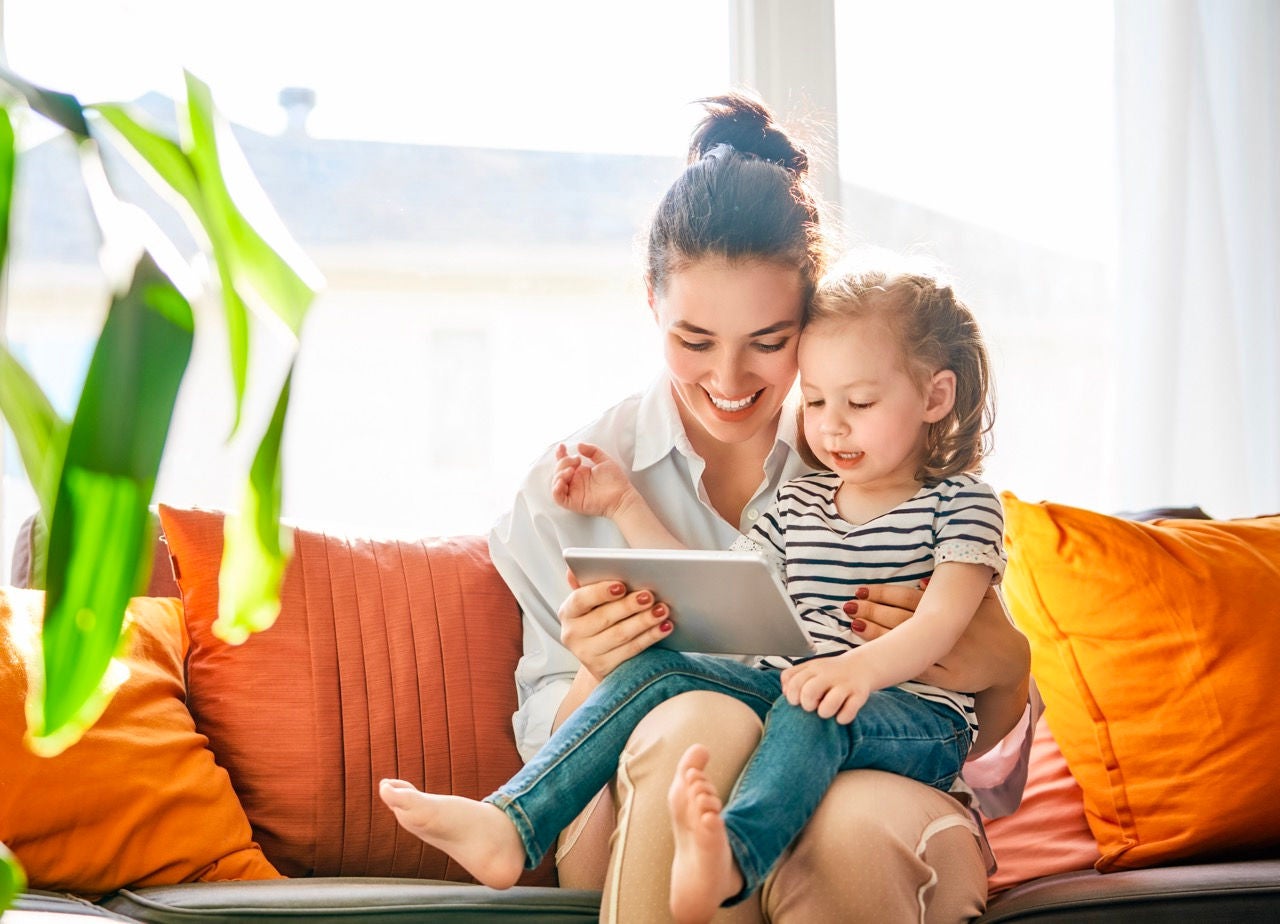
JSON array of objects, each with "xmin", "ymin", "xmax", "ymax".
[{"xmin": 4, "ymin": 498, "xmax": 1279, "ymax": 922}]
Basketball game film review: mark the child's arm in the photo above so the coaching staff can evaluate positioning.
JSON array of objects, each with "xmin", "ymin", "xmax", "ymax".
[
  {"xmin": 781, "ymin": 561, "xmax": 993, "ymax": 723},
  {"xmin": 551, "ymin": 442, "xmax": 685, "ymax": 549}
]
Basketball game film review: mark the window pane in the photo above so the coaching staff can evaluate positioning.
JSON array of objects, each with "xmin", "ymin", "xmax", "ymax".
[
  {"xmin": 1, "ymin": 1, "xmax": 730, "ymax": 576},
  {"xmin": 834, "ymin": 0, "xmax": 1117, "ymax": 511}
]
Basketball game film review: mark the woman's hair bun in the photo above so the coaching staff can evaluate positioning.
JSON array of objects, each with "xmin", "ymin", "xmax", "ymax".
[{"xmin": 687, "ymin": 91, "xmax": 809, "ymax": 175}]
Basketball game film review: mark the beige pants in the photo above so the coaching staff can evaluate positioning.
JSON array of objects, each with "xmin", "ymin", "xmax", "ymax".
[{"xmin": 555, "ymin": 691, "xmax": 988, "ymax": 924}]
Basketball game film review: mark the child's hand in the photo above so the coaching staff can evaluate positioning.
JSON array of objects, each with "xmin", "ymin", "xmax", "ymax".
[
  {"xmin": 780, "ymin": 651, "xmax": 872, "ymax": 724},
  {"xmin": 551, "ymin": 442, "xmax": 636, "ymax": 519}
]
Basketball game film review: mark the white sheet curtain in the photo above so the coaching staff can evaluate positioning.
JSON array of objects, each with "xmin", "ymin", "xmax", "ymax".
[{"xmin": 1112, "ymin": 0, "xmax": 1280, "ymax": 518}]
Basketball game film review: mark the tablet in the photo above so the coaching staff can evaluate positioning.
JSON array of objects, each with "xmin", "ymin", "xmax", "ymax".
[{"xmin": 562, "ymin": 547, "xmax": 816, "ymax": 657}]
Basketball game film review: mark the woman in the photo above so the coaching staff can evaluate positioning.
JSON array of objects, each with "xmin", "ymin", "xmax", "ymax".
[{"xmin": 489, "ymin": 93, "xmax": 1032, "ymax": 922}]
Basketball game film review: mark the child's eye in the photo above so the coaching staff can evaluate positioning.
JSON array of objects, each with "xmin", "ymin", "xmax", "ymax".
[
  {"xmin": 804, "ymin": 398, "xmax": 824, "ymax": 408},
  {"xmin": 849, "ymin": 401, "xmax": 874, "ymax": 410},
  {"xmin": 753, "ymin": 339, "xmax": 789, "ymax": 354},
  {"xmin": 678, "ymin": 338, "xmax": 713, "ymax": 353}
]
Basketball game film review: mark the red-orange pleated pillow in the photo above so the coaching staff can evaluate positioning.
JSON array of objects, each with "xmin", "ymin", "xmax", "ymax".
[
  {"xmin": 156, "ymin": 505, "xmax": 554, "ymax": 885},
  {"xmin": 0, "ymin": 588, "xmax": 281, "ymax": 895},
  {"xmin": 1000, "ymin": 494, "xmax": 1280, "ymax": 872}
]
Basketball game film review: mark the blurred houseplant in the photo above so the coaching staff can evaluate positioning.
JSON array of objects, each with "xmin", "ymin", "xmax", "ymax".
[{"xmin": 0, "ymin": 67, "xmax": 320, "ymax": 902}]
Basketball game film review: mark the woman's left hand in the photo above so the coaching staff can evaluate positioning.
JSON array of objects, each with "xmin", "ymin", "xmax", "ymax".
[{"xmin": 844, "ymin": 584, "xmax": 1030, "ymax": 755}]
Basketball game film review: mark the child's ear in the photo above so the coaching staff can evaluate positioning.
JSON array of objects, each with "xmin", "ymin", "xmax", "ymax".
[{"xmin": 923, "ymin": 369, "xmax": 956, "ymax": 423}]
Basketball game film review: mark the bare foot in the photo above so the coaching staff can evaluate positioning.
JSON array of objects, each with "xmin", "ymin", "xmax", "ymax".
[
  {"xmin": 379, "ymin": 778, "xmax": 526, "ymax": 889},
  {"xmin": 667, "ymin": 745, "xmax": 744, "ymax": 924}
]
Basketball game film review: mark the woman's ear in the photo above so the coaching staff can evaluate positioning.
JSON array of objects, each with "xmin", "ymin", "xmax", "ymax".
[
  {"xmin": 923, "ymin": 369, "xmax": 956, "ymax": 423},
  {"xmin": 646, "ymin": 278, "xmax": 658, "ymax": 321}
]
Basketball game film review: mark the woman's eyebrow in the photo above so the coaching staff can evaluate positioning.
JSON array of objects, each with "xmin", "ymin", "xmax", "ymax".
[{"xmin": 672, "ymin": 320, "xmax": 798, "ymax": 336}]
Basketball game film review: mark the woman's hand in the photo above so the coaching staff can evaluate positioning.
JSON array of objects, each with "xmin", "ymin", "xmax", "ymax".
[
  {"xmin": 558, "ymin": 571, "xmax": 673, "ymax": 683},
  {"xmin": 551, "ymin": 442, "xmax": 637, "ymax": 519},
  {"xmin": 843, "ymin": 583, "xmax": 1031, "ymax": 754}
]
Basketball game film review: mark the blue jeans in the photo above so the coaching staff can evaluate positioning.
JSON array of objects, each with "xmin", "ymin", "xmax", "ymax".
[{"xmin": 486, "ymin": 648, "xmax": 971, "ymax": 901}]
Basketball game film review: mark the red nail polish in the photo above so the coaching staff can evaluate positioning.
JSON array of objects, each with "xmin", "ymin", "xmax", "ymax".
[
  {"xmin": 850, "ymin": 618, "xmax": 867, "ymax": 633},
  {"xmin": 653, "ymin": 603, "xmax": 668, "ymax": 618},
  {"xmin": 636, "ymin": 590, "xmax": 652, "ymax": 605},
  {"xmin": 855, "ymin": 587, "xmax": 869, "ymax": 600},
  {"xmin": 920, "ymin": 577, "xmax": 931, "ymax": 589},
  {"xmin": 610, "ymin": 583, "xmax": 625, "ymax": 596},
  {"xmin": 843, "ymin": 600, "xmax": 858, "ymax": 615},
  {"xmin": 660, "ymin": 620, "xmax": 673, "ymax": 633}
]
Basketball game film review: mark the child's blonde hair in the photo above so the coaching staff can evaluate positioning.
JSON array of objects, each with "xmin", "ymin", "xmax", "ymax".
[{"xmin": 798, "ymin": 261, "xmax": 995, "ymax": 483}]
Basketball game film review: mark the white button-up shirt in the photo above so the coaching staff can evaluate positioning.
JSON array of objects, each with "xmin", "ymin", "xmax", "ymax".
[{"xmin": 488, "ymin": 375, "xmax": 810, "ymax": 761}]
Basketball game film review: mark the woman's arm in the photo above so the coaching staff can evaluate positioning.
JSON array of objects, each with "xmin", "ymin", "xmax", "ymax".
[
  {"xmin": 849, "ymin": 583, "xmax": 1031, "ymax": 756},
  {"xmin": 781, "ymin": 562, "xmax": 994, "ymax": 722}
]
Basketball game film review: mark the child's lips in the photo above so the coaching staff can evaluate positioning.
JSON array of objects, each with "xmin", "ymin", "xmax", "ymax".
[{"xmin": 828, "ymin": 450, "xmax": 864, "ymax": 469}]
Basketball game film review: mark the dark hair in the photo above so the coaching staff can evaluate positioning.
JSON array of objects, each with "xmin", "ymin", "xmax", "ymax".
[
  {"xmin": 646, "ymin": 92, "xmax": 828, "ymax": 306},
  {"xmin": 797, "ymin": 264, "xmax": 996, "ymax": 482}
]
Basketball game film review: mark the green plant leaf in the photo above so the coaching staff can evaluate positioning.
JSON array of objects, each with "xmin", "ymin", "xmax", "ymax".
[
  {"xmin": 180, "ymin": 72, "xmax": 317, "ymax": 438},
  {"xmin": 91, "ymin": 102, "xmax": 202, "ymax": 212},
  {"xmin": 0, "ymin": 106, "xmax": 13, "ymax": 270},
  {"xmin": 0, "ymin": 346, "xmax": 68, "ymax": 534},
  {"xmin": 215, "ymin": 366, "xmax": 294, "ymax": 645},
  {"xmin": 30, "ymin": 253, "xmax": 194, "ymax": 756},
  {"xmin": 0, "ymin": 840, "xmax": 26, "ymax": 914},
  {"xmin": 0, "ymin": 65, "xmax": 89, "ymax": 137}
]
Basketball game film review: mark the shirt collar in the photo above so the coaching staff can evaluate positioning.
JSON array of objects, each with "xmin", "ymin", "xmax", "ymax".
[
  {"xmin": 633, "ymin": 376, "xmax": 686, "ymax": 471},
  {"xmin": 631, "ymin": 376, "xmax": 804, "ymax": 472}
]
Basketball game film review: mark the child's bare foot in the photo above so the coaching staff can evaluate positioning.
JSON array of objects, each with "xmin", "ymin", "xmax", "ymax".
[
  {"xmin": 379, "ymin": 779, "xmax": 525, "ymax": 889},
  {"xmin": 667, "ymin": 744, "xmax": 744, "ymax": 924}
]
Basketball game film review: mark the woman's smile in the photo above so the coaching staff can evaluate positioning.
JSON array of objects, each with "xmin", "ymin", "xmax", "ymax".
[{"xmin": 705, "ymin": 387, "xmax": 764, "ymax": 415}]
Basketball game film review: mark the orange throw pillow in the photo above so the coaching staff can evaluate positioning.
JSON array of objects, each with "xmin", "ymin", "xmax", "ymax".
[
  {"xmin": 983, "ymin": 713, "xmax": 1099, "ymax": 893},
  {"xmin": 0, "ymin": 588, "xmax": 281, "ymax": 895},
  {"xmin": 1000, "ymin": 494, "xmax": 1280, "ymax": 872},
  {"xmin": 157, "ymin": 505, "xmax": 554, "ymax": 885}
]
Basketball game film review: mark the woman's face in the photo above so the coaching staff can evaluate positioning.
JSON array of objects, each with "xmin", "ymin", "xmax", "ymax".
[{"xmin": 651, "ymin": 258, "xmax": 805, "ymax": 449}]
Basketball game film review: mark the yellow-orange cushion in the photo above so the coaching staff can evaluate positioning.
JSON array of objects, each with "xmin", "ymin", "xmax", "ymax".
[
  {"xmin": 157, "ymin": 505, "xmax": 555, "ymax": 886},
  {"xmin": 1000, "ymin": 494, "xmax": 1280, "ymax": 872},
  {"xmin": 983, "ymin": 713, "xmax": 1099, "ymax": 893},
  {"xmin": 0, "ymin": 588, "xmax": 281, "ymax": 895}
]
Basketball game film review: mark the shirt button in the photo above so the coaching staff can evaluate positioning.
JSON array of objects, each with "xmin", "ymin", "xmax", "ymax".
[{"xmin": 747, "ymin": 509, "xmax": 759, "ymax": 521}]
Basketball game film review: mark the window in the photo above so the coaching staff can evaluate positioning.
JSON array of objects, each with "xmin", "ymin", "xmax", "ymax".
[
  {"xmin": 0, "ymin": 0, "xmax": 730, "ymax": 574},
  {"xmin": 832, "ymin": 0, "xmax": 1117, "ymax": 510}
]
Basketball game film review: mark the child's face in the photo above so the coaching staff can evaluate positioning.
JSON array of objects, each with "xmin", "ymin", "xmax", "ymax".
[
  {"xmin": 798, "ymin": 317, "xmax": 946, "ymax": 494},
  {"xmin": 651, "ymin": 258, "xmax": 804, "ymax": 449}
]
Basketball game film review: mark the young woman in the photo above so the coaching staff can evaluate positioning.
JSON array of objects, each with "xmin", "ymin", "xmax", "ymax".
[{"xmin": 387, "ymin": 93, "xmax": 1032, "ymax": 922}]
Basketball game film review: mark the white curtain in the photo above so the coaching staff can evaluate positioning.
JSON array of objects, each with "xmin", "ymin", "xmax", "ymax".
[{"xmin": 1112, "ymin": 0, "xmax": 1279, "ymax": 518}]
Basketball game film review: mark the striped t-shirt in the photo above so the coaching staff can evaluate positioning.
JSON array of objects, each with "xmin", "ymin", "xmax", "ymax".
[{"xmin": 730, "ymin": 471, "xmax": 1006, "ymax": 738}]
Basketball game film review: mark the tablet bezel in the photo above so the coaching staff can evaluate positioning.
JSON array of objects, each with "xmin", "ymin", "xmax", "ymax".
[{"xmin": 562, "ymin": 547, "xmax": 816, "ymax": 657}]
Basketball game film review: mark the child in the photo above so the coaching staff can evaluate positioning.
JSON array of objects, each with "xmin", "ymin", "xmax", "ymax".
[{"xmin": 380, "ymin": 262, "xmax": 1006, "ymax": 924}]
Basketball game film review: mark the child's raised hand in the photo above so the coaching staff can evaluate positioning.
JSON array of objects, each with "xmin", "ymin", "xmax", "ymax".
[
  {"xmin": 780, "ymin": 652, "xmax": 872, "ymax": 725},
  {"xmin": 550, "ymin": 442, "xmax": 635, "ymax": 519}
]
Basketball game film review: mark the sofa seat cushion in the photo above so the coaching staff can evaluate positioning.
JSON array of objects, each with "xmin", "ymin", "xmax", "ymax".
[
  {"xmin": 976, "ymin": 858, "xmax": 1280, "ymax": 923},
  {"xmin": 103, "ymin": 878, "xmax": 601, "ymax": 923}
]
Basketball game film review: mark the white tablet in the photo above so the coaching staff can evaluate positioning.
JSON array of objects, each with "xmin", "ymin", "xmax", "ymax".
[{"xmin": 562, "ymin": 547, "xmax": 816, "ymax": 657}]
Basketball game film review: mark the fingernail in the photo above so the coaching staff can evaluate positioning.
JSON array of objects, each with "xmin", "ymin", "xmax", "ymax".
[
  {"xmin": 850, "ymin": 618, "xmax": 867, "ymax": 633},
  {"xmin": 636, "ymin": 590, "xmax": 653, "ymax": 605},
  {"xmin": 920, "ymin": 577, "xmax": 931, "ymax": 589},
  {"xmin": 855, "ymin": 587, "xmax": 869, "ymax": 600},
  {"xmin": 653, "ymin": 603, "xmax": 668, "ymax": 618},
  {"xmin": 660, "ymin": 620, "xmax": 673, "ymax": 633},
  {"xmin": 843, "ymin": 600, "xmax": 858, "ymax": 615},
  {"xmin": 610, "ymin": 583, "xmax": 625, "ymax": 596}
]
